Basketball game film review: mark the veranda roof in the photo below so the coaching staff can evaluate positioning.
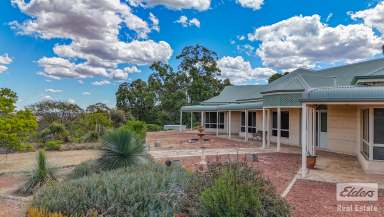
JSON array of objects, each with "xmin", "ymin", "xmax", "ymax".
[
  {"xmin": 302, "ymin": 86, "xmax": 384, "ymax": 102},
  {"xmin": 181, "ymin": 102, "xmax": 263, "ymax": 112}
]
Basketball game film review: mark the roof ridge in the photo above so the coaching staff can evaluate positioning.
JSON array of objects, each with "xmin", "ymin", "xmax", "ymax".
[{"xmin": 315, "ymin": 57, "xmax": 384, "ymax": 73}]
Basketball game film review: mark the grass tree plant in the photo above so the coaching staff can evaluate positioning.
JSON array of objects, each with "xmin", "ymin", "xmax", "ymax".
[
  {"xmin": 19, "ymin": 149, "xmax": 56, "ymax": 195},
  {"xmin": 98, "ymin": 128, "xmax": 147, "ymax": 170}
]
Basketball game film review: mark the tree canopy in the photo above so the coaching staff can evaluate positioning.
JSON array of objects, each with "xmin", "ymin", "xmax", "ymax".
[
  {"xmin": 116, "ymin": 45, "xmax": 230, "ymax": 125},
  {"xmin": 0, "ymin": 88, "xmax": 37, "ymax": 151}
]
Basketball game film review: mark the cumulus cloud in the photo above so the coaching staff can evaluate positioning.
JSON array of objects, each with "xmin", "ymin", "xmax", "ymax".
[
  {"xmin": 248, "ymin": 15, "xmax": 383, "ymax": 70},
  {"xmin": 0, "ymin": 54, "xmax": 13, "ymax": 74},
  {"xmin": 350, "ymin": 1, "xmax": 384, "ymax": 34},
  {"xmin": 176, "ymin": 16, "xmax": 200, "ymax": 28},
  {"xmin": 217, "ymin": 56, "xmax": 276, "ymax": 84},
  {"xmin": 92, "ymin": 80, "xmax": 111, "ymax": 86},
  {"xmin": 11, "ymin": 0, "xmax": 173, "ymax": 80},
  {"xmin": 237, "ymin": 0, "xmax": 264, "ymax": 10},
  {"xmin": 45, "ymin": 88, "xmax": 63, "ymax": 93},
  {"xmin": 129, "ymin": 0, "xmax": 211, "ymax": 11},
  {"xmin": 82, "ymin": 91, "xmax": 91, "ymax": 96}
]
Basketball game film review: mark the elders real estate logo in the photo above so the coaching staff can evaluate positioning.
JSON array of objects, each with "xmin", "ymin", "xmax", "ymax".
[{"xmin": 336, "ymin": 183, "xmax": 378, "ymax": 201}]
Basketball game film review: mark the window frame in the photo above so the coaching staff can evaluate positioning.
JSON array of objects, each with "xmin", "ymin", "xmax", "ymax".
[
  {"xmin": 272, "ymin": 111, "xmax": 289, "ymax": 138},
  {"xmin": 204, "ymin": 112, "xmax": 224, "ymax": 129},
  {"xmin": 240, "ymin": 112, "xmax": 257, "ymax": 133}
]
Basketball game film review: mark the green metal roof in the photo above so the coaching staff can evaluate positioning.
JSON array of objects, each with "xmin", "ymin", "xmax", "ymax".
[
  {"xmin": 181, "ymin": 105, "xmax": 218, "ymax": 112},
  {"xmin": 202, "ymin": 85, "xmax": 267, "ymax": 104},
  {"xmin": 303, "ymin": 86, "xmax": 384, "ymax": 102},
  {"xmin": 218, "ymin": 102, "xmax": 263, "ymax": 110}
]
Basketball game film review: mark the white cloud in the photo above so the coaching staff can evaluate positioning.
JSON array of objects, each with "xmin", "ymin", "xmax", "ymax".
[
  {"xmin": 78, "ymin": 80, "xmax": 84, "ymax": 84},
  {"xmin": 236, "ymin": 44, "xmax": 255, "ymax": 56},
  {"xmin": 326, "ymin": 13, "xmax": 333, "ymax": 22},
  {"xmin": 176, "ymin": 16, "xmax": 200, "ymax": 28},
  {"xmin": 130, "ymin": 0, "xmax": 211, "ymax": 11},
  {"xmin": 42, "ymin": 95, "xmax": 53, "ymax": 100},
  {"xmin": 67, "ymin": 98, "xmax": 76, "ymax": 104},
  {"xmin": 217, "ymin": 56, "xmax": 276, "ymax": 84},
  {"xmin": 12, "ymin": 0, "xmax": 173, "ymax": 80},
  {"xmin": 110, "ymin": 66, "xmax": 140, "ymax": 80},
  {"xmin": 92, "ymin": 80, "xmax": 111, "ymax": 86},
  {"xmin": 82, "ymin": 91, "xmax": 91, "ymax": 96},
  {"xmin": 248, "ymin": 15, "xmax": 383, "ymax": 70},
  {"xmin": 237, "ymin": 0, "xmax": 264, "ymax": 10},
  {"xmin": 350, "ymin": 1, "xmax": 384, "ymax": 34},
  {"xmin": 45, "ymin": 88, "xmax": 63, "ymax": 93},
  {"xmin": 0, "ymin": 54, "xmax": 13, "ymax": 74},
  {"xmin": 149, "ymin": 13, "xmax": 160, "ymax": 32}
]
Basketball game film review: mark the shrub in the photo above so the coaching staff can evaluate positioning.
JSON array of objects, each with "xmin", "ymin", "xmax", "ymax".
[
  {"xmin": 81, "ymin": 131, "xmax": 99, "ymax": 143},
  {"xmin": 122, "ymin": 120, "xmax": 147, "ymax": 139},
  {"xmin": 19, "ymin": 150, "xmax": 56, "ymax": 195},
  {"xmin": 40, "ymin": 123, "xmax": 69, "ymax": 143},
  {"xmin": 45, "ymin": 140, "xmax": 63, "ymax": 151},
  {"xmin": 27, "ymin": 208, "xmax": 66, "ymax": 217},
  {"xmin": 17, "ymin": 143, "xmax": 35, "ymax": 152},
  {"xmin": 146, "ymin": 123, "xmax": 162, "ymax": 132},
  {"xmin": 99, "ymin": 128, "xmax": 146, "ymax": 170},
  {"xmin": 67, "ymin": 160, "xmax": 98, "ymax": 180},
  {"xmin": 183, "ymin": 162, "xmax": 291, "ymax": 217},
  {"xmin": 32, "ymin": 162, "xmax": 191, "ymax": 217}
]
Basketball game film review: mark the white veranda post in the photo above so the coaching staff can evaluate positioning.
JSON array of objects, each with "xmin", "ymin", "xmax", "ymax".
[
  {"xmin": 245, "ymin": 109, "xmax": 248, "ymax": 142},
  {"xmin": 301, "ymin": 103, "xmax": 308, "ymax": 177},
  {"xmin": 216, "ymin": 111, "xmax": 219, "ymax": 136},
  {"xmin": 267, "ymin": 109, "xmax": 270, "ymax": 147},
  {"xmin": 228, "ymin": 111, "xmax": 232, "ymax": 138},
  {"xmin": 262, "ymin": 108, "xmax": 266, "ymax": 148},
  {"xmin": 201, "ymin": 111, "xmax": 204, "ymax": 127},
  {"xmin": 277, "ymin": 107, "xmax": 281, "ymax": 152},
  {"xmin": 179, "ymin": 110, "xmax": 183, "ymax": 132}
]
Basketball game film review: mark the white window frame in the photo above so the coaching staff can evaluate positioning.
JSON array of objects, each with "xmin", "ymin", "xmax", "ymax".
[
  {"xmin": 272, "ymin": 111, "xmax": 289, "ymax": 138},
  {"xmin": 204, "ymin": 112, "xmax": 224, "ymax": 129},
  {"xmin": 360, "ymin": 107, "xmax": 384, "ymax": 161},
  {"xmin": 241, "ymin": 112, "xmax": 257, "ymax": 133}
]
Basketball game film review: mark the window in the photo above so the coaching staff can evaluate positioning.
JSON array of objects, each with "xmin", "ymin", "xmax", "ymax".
[
  {"xmin": 205, "ymin": 112, "xmax": 224, "ymax": 129},
  {"xmin": 240, "ymin": 112, "xmax": 256, "ymax": 133},
  {"xmin": 272, "ymin": 111, "xmax": 289, "ymax": 138},
  {"xmin": 373, "ymin": 109, "xmax": 384, "ymax": 160}
]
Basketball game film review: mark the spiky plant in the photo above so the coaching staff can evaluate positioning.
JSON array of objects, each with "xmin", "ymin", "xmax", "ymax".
[
  {"xmin": 98, "ymin": 128, "xmax": 146, "ymax": 170},
  {"xmin": 20, "ymin": 149, "xmax": 56, "ymax": 195}
]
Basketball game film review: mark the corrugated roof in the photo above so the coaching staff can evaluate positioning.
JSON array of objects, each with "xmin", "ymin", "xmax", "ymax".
[
  {"xmin": 218, "ymin": 102, "xmax": 263, "ymax": 110},
  {"xmin": 181, "ymin": 105, "xmax": 218, "ymax": 112},
  {"xmin": 303, "ymin": 86, "xmax": 384, "ymax": 102},
  {"xmin": 202, "ymin": 85, "xmax": 267, "ymax": 104}
]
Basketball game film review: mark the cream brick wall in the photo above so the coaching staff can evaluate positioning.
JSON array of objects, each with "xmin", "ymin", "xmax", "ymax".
[{"xmin": 326, "ymin": 105, "xmax": 358, "ymax": 155}]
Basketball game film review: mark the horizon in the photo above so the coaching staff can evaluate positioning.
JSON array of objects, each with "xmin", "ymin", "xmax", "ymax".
[{"xmin": 0, "ymin": 0, "xmax": 383, "ymax": 109}]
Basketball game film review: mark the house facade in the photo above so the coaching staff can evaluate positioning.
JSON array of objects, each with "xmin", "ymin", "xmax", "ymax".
[{"xmin": 180, "ymin": 58, "xmax": 384, "ymax": 176}]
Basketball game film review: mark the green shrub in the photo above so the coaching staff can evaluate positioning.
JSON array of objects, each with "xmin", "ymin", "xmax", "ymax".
[
  {"xmin": 67, "ymin": 160, "xmax": 98, "ymax": 180},
  {"xmin": 32, "ymin": 162, "xmax": 191, "ymax": 217},
  {"xmin": 145, "ymin": 123, "xmax": 162, "ymax": 132},
  {"xmin": 19, "ymin": 150, "xmax": 56, "ymax": 195},
  {"xmin": 99, "ymin": 128, "xmax": 146, "ymax": 170},
  {"xmin": 183, "ymin": 162, "xmax": 291, "ymax": 217},
  {"xmin": 81, "ymin": 131, "xmax": 99, "ymax": 143},
  {"xmin": 122, "ymin": 120, "xmax": 147, "ymax": 139},
  {"xmin": 17, "ymin": 143, "xmax": 35, "ymax": 152},
  {"xmin": 40, "ymin": 123, "xmax": 70, "ymax": 143},
  {"xmin": 45, "ymin": 140, "xmax": 63, "ymax": 151}
]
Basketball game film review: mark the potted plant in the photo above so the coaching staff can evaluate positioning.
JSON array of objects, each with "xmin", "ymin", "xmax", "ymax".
[{"xmin": 306, "ymin": 152, "xmax": 317, "ymax": 169}]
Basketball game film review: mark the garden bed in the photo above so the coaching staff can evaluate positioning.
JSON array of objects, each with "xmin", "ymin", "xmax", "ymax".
[{"xmin": 159, "ymin": 152, "xmax": 301, "ymax": 194}]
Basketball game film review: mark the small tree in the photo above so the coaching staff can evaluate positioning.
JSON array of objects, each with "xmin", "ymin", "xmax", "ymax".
[{"xmin": 0, "ymin": 88, "xmax": 37, "ymax": 152}]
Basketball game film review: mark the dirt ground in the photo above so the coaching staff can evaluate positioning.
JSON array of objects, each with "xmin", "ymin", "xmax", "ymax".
[
  {"xmin": 287, "ymin": 179, "xmax": 384, "ymax": 217},
  {"xmin": 146, "ymin": 131, "xmax": 256, "ymax": 150},
  {"xmin": 0, "ymin": 149, "xmax": 100, "ymax": 174}
]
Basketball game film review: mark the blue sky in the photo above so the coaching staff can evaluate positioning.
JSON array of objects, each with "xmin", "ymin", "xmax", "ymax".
[{"xmin": 0, "ymin": 0, "xmax": 383, "ymax": 108}]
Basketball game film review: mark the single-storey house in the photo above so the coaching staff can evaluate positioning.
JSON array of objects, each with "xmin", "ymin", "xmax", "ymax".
[{"xmin": 180, "ymin": 58, "xmax": 384, "ymax": 176}]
